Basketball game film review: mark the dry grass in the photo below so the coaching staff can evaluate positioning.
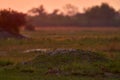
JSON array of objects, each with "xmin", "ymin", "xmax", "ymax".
[{"xmin": 0, "ymin": 27, "xmax": 120, "ymax": 80}]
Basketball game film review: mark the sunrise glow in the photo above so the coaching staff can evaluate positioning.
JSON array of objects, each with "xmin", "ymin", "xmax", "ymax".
[{"xmin": 0, "ymin": 0, "xmax": 120, "ymax": 13}]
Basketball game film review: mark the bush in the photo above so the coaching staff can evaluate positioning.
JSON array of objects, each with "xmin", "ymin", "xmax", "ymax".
[
  {"xmin": 20, "ymin": 67, "xmax": 35, "ymax": 73},
  {"xmin": 0, "ymin": 9, "xmax": 26, "ymax": 34},
  {"xmin": 0, "ymin": 60, "xmax": 14, "ymax": 66}
]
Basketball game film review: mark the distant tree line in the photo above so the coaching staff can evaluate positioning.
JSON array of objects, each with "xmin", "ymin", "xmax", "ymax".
[
  {"xmin": 0, "ymin": 3, "xmax": 120, "ymax": 35},
  {"xmin": 27, "ymin": 3, "xmax": 120, "ymax": 27}
]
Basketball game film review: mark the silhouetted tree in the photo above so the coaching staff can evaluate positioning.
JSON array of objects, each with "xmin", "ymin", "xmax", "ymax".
[
  {"xmin": 51, "ymin": 9, "xmax": 60, "ymax": 16},
  {"xmin": 85, "ymin": 3, "xmax": 117, "ymax": 26},
  {"xmin": 63, "ymin": 4, "xmax": 79, "ymax": 16},
  {"xmin": 0, "ymin": 9, "xmax": 26, "ymax": 34},
  {"xmin": 28, "ymin": 5, "xmax": 47, "ymax": 16}
]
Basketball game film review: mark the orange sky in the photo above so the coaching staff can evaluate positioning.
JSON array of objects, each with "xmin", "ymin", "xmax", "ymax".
[{"xmin": 0, "ymin": 0, "xmax": 120, "ymax": 13}]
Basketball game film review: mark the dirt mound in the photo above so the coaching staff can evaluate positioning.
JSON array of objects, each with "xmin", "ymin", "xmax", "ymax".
[
  {"xmin": 18, "ymin": 49, "xmax": 120, "ymax": 78},
  {"xmin": 0, "ymin": 30, "xmax": 27, "ymax": 39},
  {"xmin": 24, "ymin": 48, "xmax": 109, "ymax": 64}
]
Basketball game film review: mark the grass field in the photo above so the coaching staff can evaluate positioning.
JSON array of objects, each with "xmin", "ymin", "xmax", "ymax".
[{"xmin": 0, "ymin": 27, "xmax": 120, "ymax": 80}]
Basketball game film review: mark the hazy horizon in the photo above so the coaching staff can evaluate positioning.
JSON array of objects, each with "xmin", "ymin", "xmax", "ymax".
[{"xmin": 0, "ymin": 0, "xmax": 120, "ymax": 13}]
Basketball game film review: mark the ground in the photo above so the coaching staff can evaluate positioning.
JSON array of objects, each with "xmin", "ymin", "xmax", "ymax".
[{"xmin": 0, "ymin": 27, "xmax": 120, "ymax": 80}]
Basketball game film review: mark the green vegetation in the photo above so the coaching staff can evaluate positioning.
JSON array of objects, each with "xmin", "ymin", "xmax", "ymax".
[
  {"xmin": 0, "ymin": 60, "xmax": 14, "ymax": 66},
  {"xmin": 0, "ymin": 50, "xmax": 120, "ymax": 80},
  {"xmin": 0, "ymin": 27, "xmax": 120, "ymax": 80},
  {"xmin": 0, "ymin": 27, "xmax": 120, "ymax": 51}
]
